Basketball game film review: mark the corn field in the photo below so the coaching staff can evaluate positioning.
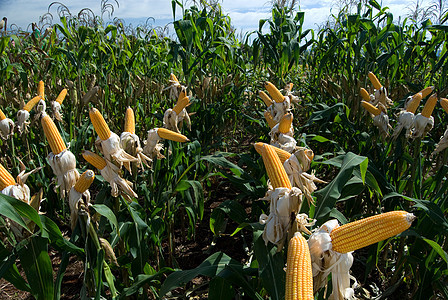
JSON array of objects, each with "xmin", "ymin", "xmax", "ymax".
[{"xmin": 0, "ymin": 0, "xmax": 448, "ymax": 299}]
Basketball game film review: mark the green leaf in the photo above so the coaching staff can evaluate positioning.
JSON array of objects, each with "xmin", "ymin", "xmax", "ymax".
[
  {"xmin": 0, "ymin": 193, "xmax": 43, "ymax": 232},
  {"xmin": 209, "ymin": 276, "xmax": 235, "ymax": 300},
  {"xmin": 423, "ymin": 239, "xmax": 448, "ymax": 267},
  {"xmin": 122, "ymin": 267, "xmax": 172, "ymax": 296},
  {"xmin": 92, "ymin": 204, "xmax": 119, "ymax": 235}
]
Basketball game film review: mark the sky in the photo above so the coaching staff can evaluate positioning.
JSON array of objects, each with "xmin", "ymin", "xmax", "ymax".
[{"xmin": 0, "ymin": 0, "xmax": 435, "ymax": 35}]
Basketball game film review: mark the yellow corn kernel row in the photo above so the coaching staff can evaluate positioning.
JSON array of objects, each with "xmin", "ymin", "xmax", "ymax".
[
  {"xmin": 0, "ymin": 163, "xmax": 16, "ymax": 190},
  {"xmin": 278, "ymin": 113, "xmax": 293, "ymax": 134},
  {"xmin": 173, "ymin": 96, "xmax": 189, "ymax": 114},
  {"xmin": 0, "ymin": 108, "xmax": 6, "ymax": 121},
  {"xmin": 264, "ymin": 81, "xmax": 285, "ymax": 103},
  {"xmin": 157, "ymin": 128, "xmax": 189, "ymax": 142},
  {"xmin": 74, "ymin": 170, "xmax": 95, "ymax": 194},
  {"xmin": 368, "ymin": 72, "xmax": 382, "ymax": 89},
  {"xmin": 360, "ymin": 88, "xmax": 370, "ymax": 102},
  {"xmin": 259, "ymin": 91, "xmax": 273, "ymax": 107},
  {"xmin": 38, "ymin": 80, "xmax": 45, "ymax": 100},
  {"xmin": 41, "ymin": 115, "xmax": 67, "ymax": 155},
  {"xmin": 90, "ymin": 108, "xmax": 111, "ymax": 140},
  {"xmin": 419, "ymin": 86, "xmax": 434, "ymax": 98},
  {"xmin": 421, "ymin": 94, "xmax": 438, "ymax": 118},
  {"xmin": 440, "ymin": 98, "xmax": 448, "ymax": 114},
  {"xmin": 260, "ymin": 144, "xmax": 292, "ymax": 189},
  {"xmin": 124, "ymin": 107, "xmax": 135, "ymax": 134},
  {"xmin": 22, "ymin": 96, "xmax": 42, "ymax": 112},
  {"xmin": 55, "ymin": 89, "xmax": 68, "ymax": 105},
  {"xmin": 330, "ymin": 210, "xmax": 415, "ymax": 253},
  {"xmin": 406, "ymin": 93, "xmax": 423, "ymax": 113},
  {"xmin": 285, "ymin": 233, "xmax": 313, "ymax": 300},
  {"xmin": 254, "ymin": 142, "xmax": 291, "ymax": 164},
  {"xmin": 82, "ymin": 150, "xmax": 107, "ymax": 170},
  {"xmin": 264, "ymin": 111, "xmax": 277, "ymax": 129},
  {"xmin": 361, "ymin": 101, "xmax": 381, "ymax": 116},
  {"xmin": 178, "ymin": 87, "xmax": 187, "ymax": 101}
]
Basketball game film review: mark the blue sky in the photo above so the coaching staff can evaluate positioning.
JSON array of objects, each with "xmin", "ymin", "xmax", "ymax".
[{"xmin": 0, "ymin": 0, "xmax": 434, "ymax": 34}]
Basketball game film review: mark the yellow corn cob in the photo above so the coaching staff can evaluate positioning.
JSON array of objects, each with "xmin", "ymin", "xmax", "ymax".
[
  {"xmin": 89, "ymin": 108, "xmax": 111, "ymax": 140},
  {"xmin": 264, "ymin": 81, "xmax": 285, "ymax": 103},
  {"xmin": 264, "ymin": 111, "xmax": 277, "ymax": 129},
  {"xmin": 254, "ymin": 142, "xmax": 291, "ymax": 163},
  {"xmin": 157, "ymin": 128, "xmax": 189, "ymax": 142},
  {"xmin": 305, "ymin": 149, "xmax": 314, "ymax": 162},
  {"xmin": 173, "ymin": 96, "xmax": 189, "ymax": 114},
  {"xmin": 55, "ymin": 89, "xmax": 68, "ymax": 105},
  {"xmin": 285, "ymin": 233, "xmax": 313, "ymax": 300},
  {"xmin": 23, "ymin": 96, "xmax": 42, "ymax": 112},
  {"xmin": 0, "ymin": 163, "xmax": 16, "ymax": 190},
  {"xmin": 406, "ymin": 93, "xmax": 422, "ymax": 113},
  {"xmin": 419, "ymin": 86, "xmax": 434, "ymax": 98},
  {"xmin": 421, "ymin": 94, "xmax": 438, "ymax": 118},
  {"xmin": 440, "ymin": 98, "xmax": 448, "ymax": 114},
  {"xmin": 278, "ymin": 113, "xmax": 293, "ymax": 134},
  {"xmin": 261, "ymin": 144, "xmax": 292, "ymax": 189},
  {"xmin": 286, "ymin": 83, "xmax": 294, "ymax": 91},
  {"xmin": 259, "ymin": 91, "xmax": 273, "ymax": 107},
  {"xmin": 368, "ymin": 72, "xmax": 382, "ymax": 89},
  {"xmin": 74, "ymin": 170, "xmax": 95, "ymax": 194},
  {"xmin": 360, "ymin": 88, "xmax": 370, "ymax": 102},
  {"xmin": 41, "ymin": 115, "xmax": 67, "ymax": 155},
  {"xmin": 82, "ymin": 150, "xmax": 107, "ymax": 170},
  {"xmin": 124, "ymin": 107, "xmax": 135, "ymax": 134},
  {"xmin": 170, "ymin": 73, "xmax": 179, "ymax": 84},
  {"xmin": 330, "ymin": 210, "xmax": 415, "ymax": 253},
  {"xmin": 38, "ymin": 80, "xmax": 45, "ymax": 100},
  {"xmin": 0, "ymin": 108, "xmax": 6, "ymax": 120},
  {"xmin": 178, "ymin": 88, "xmax": 186, "ymax": 101},
  {"xmin": 361, "ymin": 101, "xmax": 381, "ymax": 116}
]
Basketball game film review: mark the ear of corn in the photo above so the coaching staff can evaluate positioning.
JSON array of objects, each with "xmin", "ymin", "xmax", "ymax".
[
  {"xmin": 278, "ymin": 113, "xmax": 293, "ymax": 134},
  {"xmin": 90, "ymin": 108, "xmax": 111, "ymax": 140},
  {"xmin": 286, "ymin": 83, "xmax": 294, "ymax": 91},
  {"xmin": 23, "ymin": 96, "xmax": 42, "ymax": 112},
  {"xmin": 173, "ymin": 96, "xmax": 189, "ymax": 114},
  {"xmin": 330, "ymin": 210, "xmax": 415, "ymax": 253},
  {"xmin": 170, "ymin": 73, "xmax": 179, "ymax": 84},
  {"xmin": 259, "ymin": 91, "xmax": 273, "ymax": 106},
  {"xmin": 255, "ymin": 142, "xmax": 292, "ymax": 163},
  {"xmin": 421, "ymin": 94, "xmax": 438, "ymax": 118},
  {"xmin": 261, "ymin": 144, "xmax": 292, "ymax": 189},
  {"xmin": 178, "ymin": 88, "xmax": 186, "ymax": 101},
  {"xmin": 360, "ymin": 88, "xmax": 370, "ymax": 101},
  {"xmin": 38, "ymin": 80, "xmax": 45, "ymax": 100},
  {"xmin": 368, "ymin": 72, "xmax": 382, "ymax": 89},
  {"xmin": 0, "ymin": 108, "xmax": 6, "ymax": 120},
  {"xmin": 41, "ymin": 115, "xmax": 67, "ymax": 155},
  {"xmin": 419, "ymin": 86, "xmax": 434, "ymax": 98},
  {"xmin": 264, "ymin": 81, "xmax": 285, "ymax": 103},
  {"xmin": 0, "ymin": 163, "xmax": 16, "ymax": 190},
  {"xmin": 74, "ymin": 170, "xmax": 95, "ymax": 193},
  {"xmin": 157, "ymin": 128, "xmax": 189, "ymax": 142},
  {"xmin": 264, "ymin": 111, "xmax": 277, "ymax": 129},
  {"xmin": 124, "ymin": 107, "xmax": 135, "ymax": 134},
  {"xmin": 440, "ymin": 98, "xmax": 448, "ymax": 113},
  {"xmin": 55, "ymin": 89, "xmax": 68, "ymax": 105},
  {"xmin": 305, "ymin": 149, "xmax": 314, "ymax": 162},
  {"xmin": 82, "ymin": 150, "xmax": 107, "ymax": 170},
  {"xmin": 285, "ymin": 233, "xmax": 313, "ymax": 300},
  {"xmin": 361, "ymin": 101, "xmax": 381, "ymax": 116},
  {"xmin": 406, "ymin": 93, "xmax": 423, "ymax": 113}
]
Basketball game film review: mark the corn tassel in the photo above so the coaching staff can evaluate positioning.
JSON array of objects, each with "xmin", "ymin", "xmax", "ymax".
[
  {"xmin": 259, "ymin": 91, "xmax": 273, "ymax": 106},
  {"xmin": 368, "ymin": 72, "xmax": 382, "ymax": 89},
  {"xmin": 330, "ymin": 210, "xmax": 415, "ymax": 253},
  {"xmin": 278, "ymin": 113, "xmax": 293, "ymax": 134},
  {"xmin": 406, "ymin": 93, "xmax": 422, "ymax": 113},
  {"xmin": 41, "ymin": 114, "xmax": 67, "ymax": 155},
  {"xmin": 38, "ymin": 80, "xmax": 45, "ymax": 100},
  {"xmin": 285, "ymin": 232, "xmax": 313, "ymax": 300},
  {"xmin": 82, "ymin": 150, "xmax": 107, "ymax": 170},
  {"xmin": 55, "ymin": 89, "xmax": 68, "ymax": 105},
  {"xmin": 22, "ymin": 96, "xmax": 42, "ymax": 112},
  {"xmin": 360, "ymin": 88, "xmax": 370, "ymax": 102},
  {"xmin": 361, "ymin": 101, "xmax": 381, "ymax": 116},
  {"xmin": 421, "ymin": 94, "xmax": 438, "ymax": 118},
  {"xmin": 419, "ymin": 86, "xmax": 434, "ymax": 98},
  {"xmin": 90, "ymin": 108, "xmax": 111, "ymax": 140},
  {"xmin": 261, "ymin": 144, "xmax": 292, "ymax": 189},
  {"xmin": 74, "ymin": 170, "xmax": 95, "ymax": 194},
  {"xmin": 124, "ymin": 107, "xmax": 135, "ymax": 134},
  {"xmin": 157, "ymin": 128, "xmax": 189, "ymax": 142},
  {"xmin": 264, "ymin": 111, "xmax": 277, "ymax": 129},
  {"xmin": 0, "ymin": 163, "xmax": 16, "ymax": 190},
  {"xmin": 173, "ymin": 96, "xmax": 189, "ymax": 114},
  {"xmin": 440, "ymin": 98, "xmax": 448, "ymax": 113},
  {"xmin": 265, "ymin": 81, "xmax": 285, "ymax": 103}
]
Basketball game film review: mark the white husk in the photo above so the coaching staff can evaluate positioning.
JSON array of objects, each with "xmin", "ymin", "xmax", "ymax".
[
  {"xmin": 163, "ymin": 79, "xmax": 183, "ymax": 100},
  {"xmin": 433, "ymin": 127, "xmax": 448, "ymax": 155},
  {"xmin": 267, "ymin": 97, "xmax": 291, "ymax": 122},
  {"xmin": 96, "ymin": 132, "xmax": 138, "ymax": 172},
  {"xmin": 411, "ymin": 113, "xmax": 434, "ymax": 138},
  {"xmin": 372, "ymin": 87, "xmax": 393, "ymax": 107},
  {"xmin": 51, "ymin": 100, "xmax": 63, "ymax": 121},
  {"xmin": 392, "ymin": 110, "xmax": 415, "ymax": 139},
  {"xmin": 100, "ymin": 161, "xmax": 137, "ymax": 198},
  {"xmin": 16, "ymin": 109, "xmax": 30, "ymax": 134},
  {"xmin": 372, "ymin": 112, "xmax": 389, "ymax": 138},
  {"xmin": 308, "ymin": 220, "xmax": 357, "ymax": 300},
  {"xmin": 269, "ymin": 123, "xmax": 296, "ymax": 153},
  {"xmin": 47, "ymin": 149, "xmax": 80, "ymax": 198},
  {"xmin": 163, "ymin": 108, "xmax": 191, "ymax": 133},
  {"xmin": 0, "ymin": 118, "xmax": 14, "ymax": 139},
  {"xmin": 258, "ymin": 187, "xmax": 303, "ymax": 248},
  {"xmin": 120, "ymin": 132, "xmax": 152, "ymax": 169},
  {"xmin": 142, "ymin": 128, "xmax": 166, "ymax": 159},
  {"xmin": 69, "ymin": 187, "xmax": 90, "ymax": 229}
]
